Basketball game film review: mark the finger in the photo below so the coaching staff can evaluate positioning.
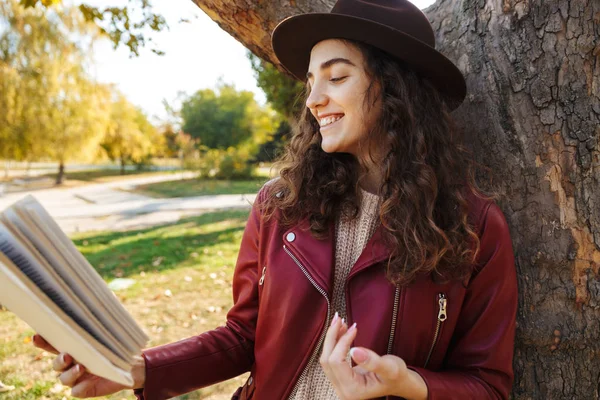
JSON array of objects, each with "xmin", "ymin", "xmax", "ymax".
[
  {"xmin": 72, "ymin": 374, "xmax": 126, "ymax": 398},
  {"xmin": 71, "ymin": 377, "xmax": 98, "ymax": 398},
  {"xmin": 330, "ymin": 322, "xmax": 358, "ymax": 364},
  {"xmin": 336, "ymin": 320, "xmax": 349, "ymax": 340},
  {"xmin": 320, "ymin": 312, "xmax": 342, "ymax": 365},
  {"xmin": 327, "ymin": 323, "xmax": 360, "ymax": 397},
  {"xmin": 350, "ymin": 348, "xmax": 404, "ymax": 380},
  {"xmin": 59, "ymin": 364, "xmax": 86, "ymax": 387},
  {"xmin": 32, "ymin": 334, "xmax": 59, "ymax": 354},
  {"xmin": 53, "ymin": 353, "xmax": 74, "ymax": 372}
]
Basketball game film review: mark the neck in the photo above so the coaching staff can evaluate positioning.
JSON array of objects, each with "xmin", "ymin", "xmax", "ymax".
[{"xmin": 358, "ymin": 162, "xmax": 383, "ymax": 195}]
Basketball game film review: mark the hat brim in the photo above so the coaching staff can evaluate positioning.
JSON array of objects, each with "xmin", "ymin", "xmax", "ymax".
[{"xmin": 272, "ymin": 13, "xmax": 466, "ymax": 110}]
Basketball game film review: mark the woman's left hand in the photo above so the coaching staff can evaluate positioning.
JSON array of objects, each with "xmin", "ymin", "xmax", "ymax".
[{"xmin": 319, "ymin": 313, "xmax": 427, "ymax": 400}]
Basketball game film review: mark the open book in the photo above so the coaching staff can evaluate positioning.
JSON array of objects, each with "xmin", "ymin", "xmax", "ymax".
[{"xmin": 0, "ymin": 195, "xmax": 148, "ymax": 387}]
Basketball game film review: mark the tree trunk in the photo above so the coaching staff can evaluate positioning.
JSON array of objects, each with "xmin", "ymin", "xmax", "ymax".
[
  {"xmin": 191, "ymin": 0, "xmax": 599, "ymax": 397},
  {"xmin": 56, "ymin": 161, "xmax": 65, "ymax": 185},
  {"xmin": 120, "ymin": 157, "xmax": 125, "ymax": 175}
]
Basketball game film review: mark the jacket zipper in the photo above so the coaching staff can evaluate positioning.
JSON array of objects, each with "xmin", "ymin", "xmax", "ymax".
[
  {"xmin": 283, "ymin": 245, "xmax": 332, "ymax": 399},
  {"xmin": 258, "ymin": 266, "xmax": 266, "ymax": 286},
  {"xmin": 423, "ymin": 293, "xmax": 447, "ymax": 368},
  {"xmin": 386, "ymin": 286, "xmax": 401, "ymax": 354}
]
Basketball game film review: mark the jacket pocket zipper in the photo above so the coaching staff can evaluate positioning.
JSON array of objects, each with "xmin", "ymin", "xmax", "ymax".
[
  {"xmin": 283, "ymin": 245, "xmax": 331, "ymax": 399},
  {"xmin": 423, "ymin": 293, "xmax": 447, "ymax": 368},
  {"xmin": 258, "ymin": 266, "xmax": 266, "ymax": 286},
  {"xmin": 387, "ymin": 286, "xmax": 401, "ymax": 354}
]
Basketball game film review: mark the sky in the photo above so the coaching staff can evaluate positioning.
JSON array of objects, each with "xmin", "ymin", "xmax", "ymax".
[{"xmin": 88, "ymin": 0, "xmax": 436, "ymax": 124}]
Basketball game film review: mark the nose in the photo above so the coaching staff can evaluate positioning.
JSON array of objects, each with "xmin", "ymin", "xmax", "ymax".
[{"xmin": 305, "ymin": 83, "xmax": 328, "ymax": 111}]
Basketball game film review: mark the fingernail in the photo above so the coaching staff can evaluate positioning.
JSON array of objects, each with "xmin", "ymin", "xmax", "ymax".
[
  {"xmin": 350, "ymin": 347, "xmax": 368, "ymax": 364},
  {"xmin": 331, "ymin": 312, "xmax": 339, "ymax": 326},
  {"xmin": 349, "ymin": 322, "xmax": 357, "ymax": 331},
  {"xmin": 60, "ymin": 354, "xmax": 65, "ymax": 363},
  {"xmin": 76, "ymin": 364, "xmax": 82, "ymax": 373},
  {"xmin": 341, "ymin": 318, "xmax": 345, "ymax": 325}
]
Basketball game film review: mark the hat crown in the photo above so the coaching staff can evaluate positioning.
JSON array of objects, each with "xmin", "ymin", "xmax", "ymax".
[{"xmin": 331, "ymin": 0, "xmax": 435, "ymax": 47}]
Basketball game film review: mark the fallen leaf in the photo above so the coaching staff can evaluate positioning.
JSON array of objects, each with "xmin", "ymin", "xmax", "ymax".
[
  {"xmin": 23, "ymin": 336, "xmax": 31, "ymax": 344},
  {"xmin": 152, "ymin": 257, "xmax": 164, "ymax": 267},
  {"xmin": 49, "ymin": 383, "xmax": 64, "ymax": 394}
]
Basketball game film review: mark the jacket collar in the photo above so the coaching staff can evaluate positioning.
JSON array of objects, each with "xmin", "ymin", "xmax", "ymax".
[{"xmin": 283, "ymin": 219, "xmax": 390, "ymax": 297}]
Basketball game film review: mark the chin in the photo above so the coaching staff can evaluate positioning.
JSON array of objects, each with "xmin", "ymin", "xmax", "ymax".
[{"xmin": 320, "ymin": 141, "xmax": 341, "ymax": 154}]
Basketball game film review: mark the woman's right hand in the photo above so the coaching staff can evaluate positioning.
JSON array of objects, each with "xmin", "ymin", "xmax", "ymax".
[{"xmin": 32, "ymin": 334, "xmax": 144, "ymax": 398}]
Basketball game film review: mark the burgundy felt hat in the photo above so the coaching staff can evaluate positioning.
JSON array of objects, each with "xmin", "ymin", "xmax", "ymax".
[{"xmin": 271, "ymin": 0, "xmax": 467, "ymax": 110}]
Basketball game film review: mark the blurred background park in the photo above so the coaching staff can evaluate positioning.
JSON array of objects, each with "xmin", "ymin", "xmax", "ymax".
[{"xmin": 0, "ymin": 0, "xmax": 432, "ymax": 398}]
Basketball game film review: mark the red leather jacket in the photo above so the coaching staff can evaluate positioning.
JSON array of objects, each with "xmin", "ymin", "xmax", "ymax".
[{"xmin": 135, "ymin": 184, "xmax": 517, "ymax": 400}]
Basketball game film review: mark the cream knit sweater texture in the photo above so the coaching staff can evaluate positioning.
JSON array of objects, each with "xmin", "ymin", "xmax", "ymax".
[{"xmin": 289, "ymin": 189, "xmax": 381, "ymax": 399}]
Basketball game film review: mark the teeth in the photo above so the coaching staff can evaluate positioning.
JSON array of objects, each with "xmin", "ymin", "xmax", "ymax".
[{"xmin": 320, "ymin": 115, "xmax": 343, "ymax": 127}]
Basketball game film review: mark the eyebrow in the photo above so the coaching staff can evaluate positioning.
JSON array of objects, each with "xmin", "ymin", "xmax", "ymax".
[{"xmin": 306, "ymin": 58, "xmax": 357, "ymax": 80}]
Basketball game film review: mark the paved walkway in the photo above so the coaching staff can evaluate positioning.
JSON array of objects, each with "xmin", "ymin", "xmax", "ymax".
[{"xmin": 0, "ymin": 173, "xmax": 257, "ymax": 234}]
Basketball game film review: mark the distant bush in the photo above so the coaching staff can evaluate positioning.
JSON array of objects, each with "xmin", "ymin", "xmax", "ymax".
[{"xmin": 197, "ymin": 147, "xmax": 254, "ymax": 180}]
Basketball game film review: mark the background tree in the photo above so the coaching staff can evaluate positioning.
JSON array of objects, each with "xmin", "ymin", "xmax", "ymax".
[
  {"xmin": 180, "ymin": 82, "xmax": 276, "ymax": 150},
  {"xmin": 0, "ymin": 0, "xmax": 111, "ymax": 183},
  {"xmin": 247, "ymin": 52, "xmax": 303, "ymax": 161},
  {"xmin": 190, "ymin": 0, "xmax": 600, "ymax": 397},
  {"xmin": 20, "ymin": 0, "xmax": 167, "ymax": 56},
  {"xmin": 101, "ymin": 93, "xmax": 163, "ymax": 174}
]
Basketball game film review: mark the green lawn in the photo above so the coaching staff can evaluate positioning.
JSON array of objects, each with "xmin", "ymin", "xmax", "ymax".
[
  {"xmin": 0, "ymin": 210, "xmax": 251, "ymax": 400},
  {"xmin": 47, "ymin": 168, "xmax": 184, "ymax": 183},
  {"xmin": 132, "ymin": 178, "xmax": 268, "ymax": 198}
]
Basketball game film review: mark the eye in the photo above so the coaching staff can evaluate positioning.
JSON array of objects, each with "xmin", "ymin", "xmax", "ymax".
[{"xmin": 330, "ymin": 76, "xmax": 347, "ymax": 82}]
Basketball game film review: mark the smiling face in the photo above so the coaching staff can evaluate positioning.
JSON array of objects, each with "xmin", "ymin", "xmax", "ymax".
[{"xmin": 306, "ymin": 39, "xmax": 382, "ymax": 159}]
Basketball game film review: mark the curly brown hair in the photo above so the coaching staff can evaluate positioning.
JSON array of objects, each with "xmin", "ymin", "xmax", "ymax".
[{"xmin": 262, "ymin": 39, "xmax": 488, "ymax": 286}]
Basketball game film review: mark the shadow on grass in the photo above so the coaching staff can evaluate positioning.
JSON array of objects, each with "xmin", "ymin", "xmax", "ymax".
[{"xmin": 71, "ymin": 209, "xmax": 250, "ymax": 279}]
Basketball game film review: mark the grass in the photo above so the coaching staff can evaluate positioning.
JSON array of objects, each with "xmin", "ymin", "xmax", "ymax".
[
  {"xmin": 132, "ymin": 178, "xmax": 268, "ymax": 198},
  {"xmin": 0, "ymin": 209, "xmax": 251, "ymax": 400},
  {"xmin": 48, "ymin": 169, "xmax": 184, "ymax": 183}
]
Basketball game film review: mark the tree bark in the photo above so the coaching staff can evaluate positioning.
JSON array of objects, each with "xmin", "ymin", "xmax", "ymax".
[
  {"xmin": 191, "ymin": 0, "xmax": 600, "ymax": 397},
  {"xmin": 56, "ymin": 161, "xmax": 65, "ymax": 185}
]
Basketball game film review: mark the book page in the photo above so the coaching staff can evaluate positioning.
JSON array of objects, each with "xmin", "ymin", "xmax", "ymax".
[
  {"xmin": 4, "ymin": 205, "xmax": 141, "ymax": 355},
  {"xmin": 0, "ymin": 252, "xmax": 134, "ymax": 386},
  {"xmin": 0, "ymin": 219, "xmax": 135, "ymax": 364},
  {"xmin": 18, "ymin": 196, "xmax": 148, "ymax": 345}
]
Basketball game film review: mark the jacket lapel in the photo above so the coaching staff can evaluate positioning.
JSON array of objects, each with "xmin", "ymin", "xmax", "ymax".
[
  {"xmin": 282, "ymin": 219, "xmax": 335, "ymax": 296},
  {"xmin": 283, "ymin": 220, "xmax": 391, "ymax": 295},
  {"xmin": 347, "ymin": 224, "xmax": 390, "ymax": 281}
]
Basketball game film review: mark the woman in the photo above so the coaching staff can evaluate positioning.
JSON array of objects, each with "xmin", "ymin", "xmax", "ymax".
[{"xmin": 34, "ymin": 0, "xmax": 518, "ymax": 399}]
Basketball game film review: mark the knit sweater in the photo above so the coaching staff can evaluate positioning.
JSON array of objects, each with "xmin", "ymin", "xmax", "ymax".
[{"xmin": 289, "ymin": 188, "xmax": 381, "ymax": 399}]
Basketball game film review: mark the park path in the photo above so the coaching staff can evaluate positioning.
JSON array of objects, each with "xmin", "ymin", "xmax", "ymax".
[{"xmin": 0, "ymin": 172, "xmax": 257, "ymax": 234}]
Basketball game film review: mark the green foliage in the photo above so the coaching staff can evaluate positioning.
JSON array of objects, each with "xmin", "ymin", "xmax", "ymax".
[
  {"xmin": 0, "ymin": 0, "xmax": 111, "ymax": 170},
  {"xmin": 20, "ymin": 0, "xmax": 167, "ymax": 56},
  {"xmin": 254, "ymin": 120, "xmax": 292, "ymax": 162},
  {"xmin": 179, "ymin": 81, "xmax": 279, "ymax": 178},
  {"xmin": 247, "ymin": 51, "xmax": 305, "ymax": 120},
  {"xmin": 196, "ymin": 147, "xmax": 254, "ymax": 180},
  {"xmin": 181, "ymin": 83, "xmax": 275, "ymax": 150},
  {"xmin": 101, "ymin": 93, "xmax": 165, "ymax": 172}
]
